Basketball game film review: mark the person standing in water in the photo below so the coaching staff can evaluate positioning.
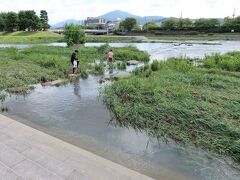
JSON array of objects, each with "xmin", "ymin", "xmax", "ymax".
[
  {"xmin": 108, "ymin": 49, "xmax": 113, "ymax": 62},
  {"xmin": 107, "ymin": 49, "xmax": 114, "ymax": 72},
  {"xmin": 71, "ymin": 50, "xmax": 78, "ymax": 65},
  {"xmin": 72, "ymin": 59, "xmax": 78, "ymax": 74},
  {"xmin": 71, "ymin": 50, "xmax": 79, "ymax": 74}
]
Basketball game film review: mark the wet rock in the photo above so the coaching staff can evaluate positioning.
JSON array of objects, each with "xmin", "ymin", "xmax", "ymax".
[
  {"xmin": 111, "ymin": 72, "xmax": 131, "ymax": 79},
  {"xmin": 101, "ymin": 72, "xmax": 131, "ymax": 83},
  {"xmin": 42, "ymin": 79, "xmax": 68, "ymax": 86},
  {"xmin": 127, "ymin": 60, "xmax": 140, "ymax": 65},
  {"xmin": 88, "ymin": 63, "xmax": 95, "ymax": 69},
  {"xmin": 6, "ymin": 86, "xmax": 34, "ymax": 94},
  {"xmin": 69, "ymin": 74, "xmax": 80, "ymax": 77}
]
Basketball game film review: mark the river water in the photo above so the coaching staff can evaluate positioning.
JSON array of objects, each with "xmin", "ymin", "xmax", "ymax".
[{"xmin": 1, "ymin": 41, "xmax": 240, "ymax": 180}]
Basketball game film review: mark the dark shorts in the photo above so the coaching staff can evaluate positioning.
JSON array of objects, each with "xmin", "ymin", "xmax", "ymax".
[{"xmin": 108, "ymin": 58, "xmax": 113, "ymax": 62}]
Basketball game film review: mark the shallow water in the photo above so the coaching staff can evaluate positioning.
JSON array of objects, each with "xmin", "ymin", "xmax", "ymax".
[
  {"xmin": 1, "ymin": 40, "xmax": 240, "ymax": 60},
  {"xmin": 1, "ymin": 41, "xmax": 240, "ymax": 179},
  {"xmin": 3, "ymin": 76, "xmax": 240, "ymax": 180},
  {"xmin": 85, "ymin": 41, "xmax": 240, "ymax": 60}
]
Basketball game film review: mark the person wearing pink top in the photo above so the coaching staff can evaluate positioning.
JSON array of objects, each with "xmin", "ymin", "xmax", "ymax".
[
  {"xmin": 107, "ymin": 49, "xmax": 113, "ymax": 62},
  {"xmin": 107, "ymin": 49, "xmax": 114, "ymax": 73}
]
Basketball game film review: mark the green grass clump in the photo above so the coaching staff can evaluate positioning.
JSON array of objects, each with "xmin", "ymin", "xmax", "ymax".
[
  {"xmin": 0, "ymin": 93, "xmax": 7, "ymax": 102},
  {"xmin": 151, "ymin": 60, "xmax": 160, "ymax": 71},
  {"xmin": 204, "ymin": 52, "xmax": 240, "ymax": 72},
  {"xmin": 97, "ymin": 44, "xmax": 150, "ymax": 62},
  {"xmin": 94, "ymin": 62, "xmax": 105, "ymax": 75},
  {"xmin": 113, "ymin": 46, "xmax": 150, "ymax": 63},
  {"xmin": 117, "ymin": 62, "xmax": 127, "ymax": 70},
  {"xmin": 133, "ymin": 64, "xmax": 152, "ymax": 77},
  {"xmin": 102, "ymin": 59, "xmax": 240, "ymax": 163},
  {"xmin": 86, "ymin": 36, "xmax": 142, "ymax": 43},
  {"xmin": 1, "ymin": 106, "xmax": 9, "ymax": 112},
  {"xmin": 80, "ymin": 70, "xmax": 89, "ymax": 79}
]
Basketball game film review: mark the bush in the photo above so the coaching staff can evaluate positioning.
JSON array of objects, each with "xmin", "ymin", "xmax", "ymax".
[{"xmin": 64, "ymin": 24, "xmax": 86, "ymax": 47}]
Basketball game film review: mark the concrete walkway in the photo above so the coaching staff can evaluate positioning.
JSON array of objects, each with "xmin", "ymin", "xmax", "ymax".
[{"xmin": 0, "ymin": 114, "xmax": 153, "ymax": 180}]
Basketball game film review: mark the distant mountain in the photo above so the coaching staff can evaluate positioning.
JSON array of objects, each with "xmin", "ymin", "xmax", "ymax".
[
  {"xmin": 98, "ymin": 10, "xmax": 164, "ymax": 25},
  {"xmin": 52, "ymin": 10, "xmax": 165, "ymax": 28},
  {"xmin": 51, "ymin": 19, "xmax": 83, "ymax": 29},
  {"xmin": 98, "ymin": 10, "xmax": 141, "ymax": 21}
]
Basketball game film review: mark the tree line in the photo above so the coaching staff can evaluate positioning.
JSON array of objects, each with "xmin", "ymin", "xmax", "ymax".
[
  {"xmin": 118, "ymin": 16, "xmax": 240, "ymax": 33},
  {"xmin": 0, "ymin": 10, "xmax": 50, "ymax": 32}
]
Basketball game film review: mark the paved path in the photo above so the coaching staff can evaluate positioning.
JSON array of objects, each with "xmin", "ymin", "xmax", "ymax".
[{"xmin": 0, "ymin": 114, "xmax": 153, "ymax": 180}]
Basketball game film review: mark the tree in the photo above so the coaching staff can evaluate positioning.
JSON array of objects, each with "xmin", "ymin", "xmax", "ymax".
[
  {"xmin": 120, "ymin": 17, "xmax": 137, "ymax": 31},
  {"xmin": 178, "ymin": 18, "xmax": 193, "ymax": 29},
  {"xmin": 40, "ymin": 10, "xmax": 50, "ymax": 30},
  {"xmin": 223, "ymin": 16, "xmax": 240, "ymax": 32},
  {"xmin": 0, "ymin": 12, "xmax": 7, "ymax": 31},
  {"xmin": 18, "ymin": 10, "xmax": 39, "ymax": 31},
  {"xmin": 194, "ymin": 18, "xmax": 220, "ymax": 31},
  {"xmin": 143, "ymin": 22, "xmax": 158, "ymax": 31},
  {"xmin": 161, "ymin": 18, "xmax": 177, "ymax": 30},
  {"xmin": 5, "ymin": 12, "xmax": 18, "ymax": 32},
  {"xmin": 64, "ymin": 24, "xmax": 86, "ymax": 46}
]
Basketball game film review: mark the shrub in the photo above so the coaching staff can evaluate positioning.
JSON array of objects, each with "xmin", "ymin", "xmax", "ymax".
[{"xmin": 64, "ymin": 24, "xmax": 86, "ymax": 47}]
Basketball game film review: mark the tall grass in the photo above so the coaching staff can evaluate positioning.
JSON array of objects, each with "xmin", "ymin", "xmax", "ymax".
[
  {"xmin": 102, "ymin": 59, "xmax": 240, "ymax": 163},
  {"xmin": 204, "ymin": 52, "xmax": 240, "ymax": 72}
]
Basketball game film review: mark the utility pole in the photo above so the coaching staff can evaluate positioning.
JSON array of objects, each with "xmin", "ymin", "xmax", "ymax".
[{"xmin": 233, "ymin": 8, "xmax": 236, "ymax": 19}]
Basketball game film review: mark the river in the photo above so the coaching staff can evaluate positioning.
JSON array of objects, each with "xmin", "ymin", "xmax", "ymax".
[{"xmin": 1, "ymin": 41, "xmax": 240, "ymax": 180}]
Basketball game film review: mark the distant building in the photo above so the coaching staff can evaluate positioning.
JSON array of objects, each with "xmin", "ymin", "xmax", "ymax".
[
  {"xmin": 84, "ymin": 17, "xmax": 108, "ymax": 28},
  {"xmin": 112, "ymin": 18, "xmax": 121, "ymax": 30},
  {"xmin": 84, "ymin": 17, "xmax": 122, "ymax": 31}
]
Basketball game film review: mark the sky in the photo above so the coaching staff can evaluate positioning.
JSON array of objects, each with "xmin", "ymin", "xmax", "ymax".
[{"xmin": 0, "ymin": 0, "xmax": 239, "ymax": 24}]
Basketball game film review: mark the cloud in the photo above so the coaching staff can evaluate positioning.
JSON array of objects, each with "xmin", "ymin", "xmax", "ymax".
[{"xmin": 0, "ymin": 0, "xmax": 239, "ymax": 24}]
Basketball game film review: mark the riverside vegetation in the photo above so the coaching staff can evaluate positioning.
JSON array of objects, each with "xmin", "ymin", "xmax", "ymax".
[
  {"xmin": 102, "ymin": 52, "xmax": 240, "ymax": 163},
  {"xmin": 0, "ymin": 31, "xmax": 144, "ymax": 44},
  {"xmin": 0, "ymin": 31, "xmax": 63, "ymax": 44},
  {"xmin": 0, "ymin": 44, "xmax": 149, "ymax": 100}
]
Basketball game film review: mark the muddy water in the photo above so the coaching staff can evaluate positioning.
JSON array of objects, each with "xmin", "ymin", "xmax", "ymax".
[{"xmin": 1, "ymin": 41, "xmax": 240, "ymax": 179}]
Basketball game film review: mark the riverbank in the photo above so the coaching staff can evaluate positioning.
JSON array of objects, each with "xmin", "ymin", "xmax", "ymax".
[
  {"xmin": 1, "ymin": 31, "xmax": 240, "ymax": 44},
  {"xmin": 0, "ymin": 31, "xmax": 144, "ymax": 44},
  {"xmin": 0, "ymin": 113, "xmax": 152, "ymax": 179},
  {"xmin": 102, "ymin": 53, "xmax": 240, "ymax": 164},
  {"xmin": 145, "ymin": 33, "xmax": 240, "ymax": 41},
  {"xmin": 0, "ymin": 31, "xmax": 63, "ymax": 44}
]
